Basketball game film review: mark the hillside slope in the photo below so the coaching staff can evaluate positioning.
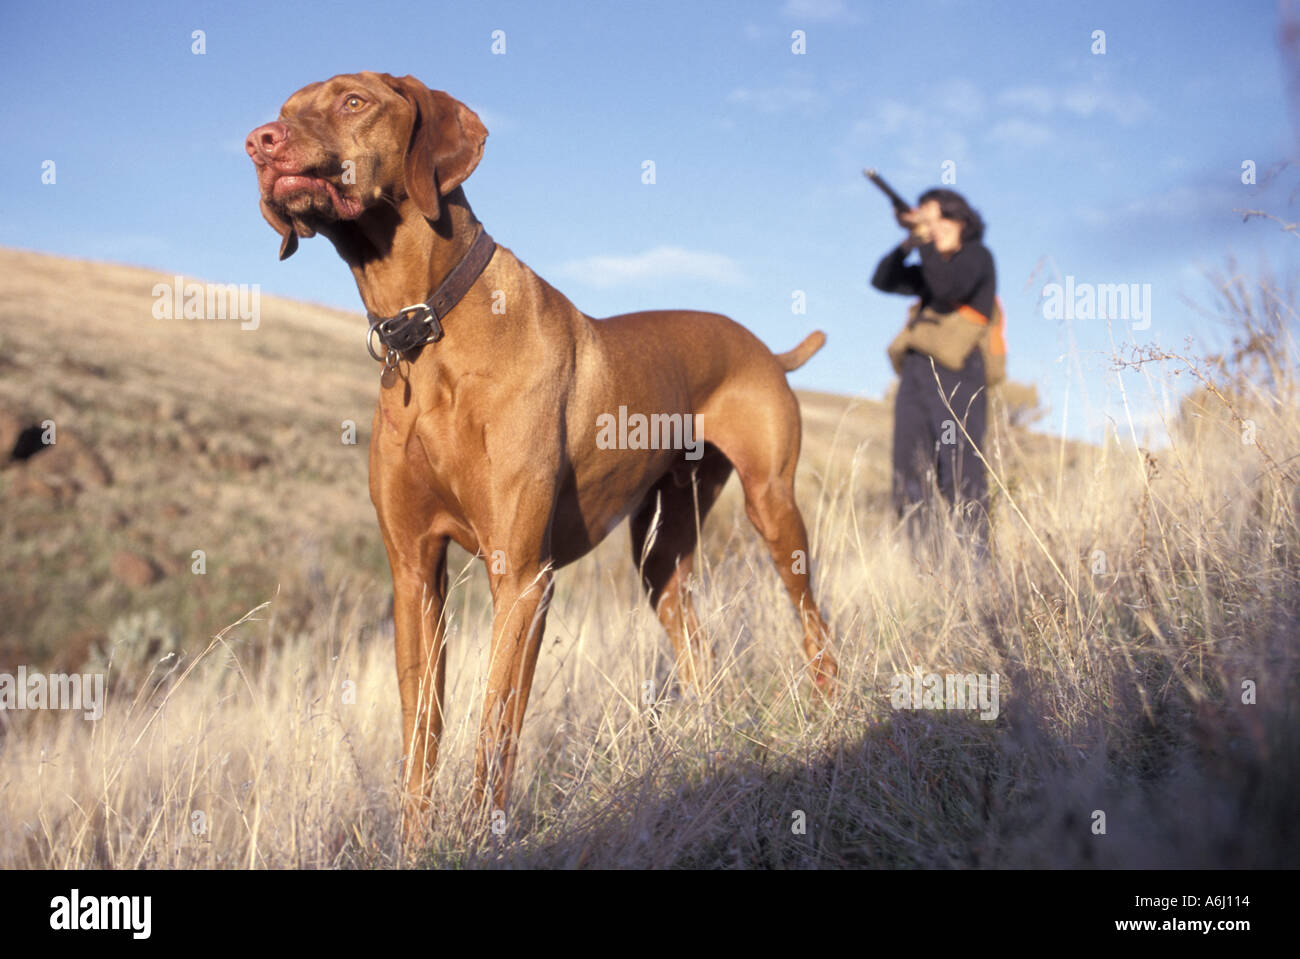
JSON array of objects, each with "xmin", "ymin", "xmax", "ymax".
[{"xmin": 0, "ymin": 248, "xmax": 911, "ymax": 664}]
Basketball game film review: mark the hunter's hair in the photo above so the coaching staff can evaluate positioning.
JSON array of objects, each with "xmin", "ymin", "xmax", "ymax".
[{"xmin": 918, "ymin": 188, "xmax": 985, "ymax": 242}]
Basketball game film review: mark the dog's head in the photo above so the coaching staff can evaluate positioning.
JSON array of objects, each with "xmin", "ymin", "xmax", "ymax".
[{"xmin": 245, "ymin": 72, "xmax": 488, "ymax": 259}]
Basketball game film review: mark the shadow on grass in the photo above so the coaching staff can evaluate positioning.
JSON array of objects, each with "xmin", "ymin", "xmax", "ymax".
[{"xmin": 436, "ymin": 679, "xmax": 1300, "ymax": 869}]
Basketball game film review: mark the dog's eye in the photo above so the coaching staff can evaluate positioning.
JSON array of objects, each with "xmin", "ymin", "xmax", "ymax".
[{"xmin": 344, "ymin": 95, "xmax": 365, "ymax": 111}]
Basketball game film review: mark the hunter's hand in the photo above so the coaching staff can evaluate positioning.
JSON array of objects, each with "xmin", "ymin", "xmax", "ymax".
[
  {"xmin": 897, "ymin": 207, "xmax": 930, "ymax": 249},
  {"xmin": 896, "ymin": 207, "xmax": 922, "ymax": 230}
]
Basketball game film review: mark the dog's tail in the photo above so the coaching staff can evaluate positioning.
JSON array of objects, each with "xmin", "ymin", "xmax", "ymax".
[{"xmin": 775, "ymin": 330, "xmax": 827, "ymax": 372}]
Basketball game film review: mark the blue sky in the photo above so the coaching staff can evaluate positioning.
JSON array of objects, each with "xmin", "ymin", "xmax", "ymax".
[{"xmin": 3, "ymin": 0, "xmax": 1296, "ymax": 443}]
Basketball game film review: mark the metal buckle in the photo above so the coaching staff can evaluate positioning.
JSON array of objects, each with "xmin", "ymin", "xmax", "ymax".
[
  {"xmin": 366, "ymin": 315, "xmax": 392, "ymax": 363},
  {"xmin": 412, "ymin": 305, "xmax": 445, "ymax": 345},
  {"xmin": 395, "ymin": 302, "xmax": 432, "ymax": 323},
  {"xmin": 365, "ymin": 302, "xmax": 444, "ymax": 364}
]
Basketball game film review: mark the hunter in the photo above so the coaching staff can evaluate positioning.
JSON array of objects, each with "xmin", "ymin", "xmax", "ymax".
[{"xmin": 871, "ymin": 188, "xmax": 999, "ymax": 554}]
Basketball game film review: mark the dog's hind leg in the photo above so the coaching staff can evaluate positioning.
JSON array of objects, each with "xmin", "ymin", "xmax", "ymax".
[
  {"xmin": 628, "ymin": 445, "xmax": 733, "ymax": 689},
  {"xmin": 706, "ymin": 386, "xmax": 838, "ymax": 696}
]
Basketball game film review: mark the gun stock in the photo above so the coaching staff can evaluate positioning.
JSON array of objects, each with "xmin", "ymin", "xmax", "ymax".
[{"xmin": 863, "ymin": 168, "xmax": 911, "ymax": 215}]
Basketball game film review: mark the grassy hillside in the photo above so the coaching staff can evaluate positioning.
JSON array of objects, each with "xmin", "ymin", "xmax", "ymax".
[
  {"xmin": 1, "ymin": 248, "xmax": 1295, "ymax": 868},
  {"xmin": 0, "ymin": 248, "xmax": 936, "ymax": 672}
]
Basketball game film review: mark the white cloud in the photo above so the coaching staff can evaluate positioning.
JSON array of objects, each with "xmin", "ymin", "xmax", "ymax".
[
  {"xmin": 727, "ymin": 82, "xmax": 821, "ymax": 114},
  {"xmin": 852, "ymin": 74, "xmax": 1154, "ymax": 176},
  {"xmin": 999, "ymin": 85, "xmax": 1057, "ymax": 115},
  {"xmin": 1063, "ymin": 86, "xmax": 1152, "ymax": 125},
  {"xmin": 1073, "ymin": 183, "xmax": 1237, "ymax": 229},
  {"xmin": 934, "ymin": 78, "xmax": 987, "ymax": 119},
  {"xmin": 859, "ymin": 99, "xmax": 924, "ymax": 136},
  {"xmin": 851, "ymin": 95, "xmax": 971, "ymax": 172},
  {"xmin": 781, "ymin": 0, "xmax": 859, "ymax": 22},
  {"xmin": 998, "ymin": 82, "xmax": 1153, "ymax": 126},
  {"xmin": 988, "ymin": 118, "xmax": 1054, "ymax": 149},
  {"xmin": 558, "ymin": 246, "xmax": 745, "ymax": 288}
]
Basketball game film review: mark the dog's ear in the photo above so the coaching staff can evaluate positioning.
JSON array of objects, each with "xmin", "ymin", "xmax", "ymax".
[
  {"xmin": 385, "ymin": 75, "xmax": 488, "ymax": 221},
  {"xmin": 260, "ymin": 197, "xmax": 300, "ymax": 260}
]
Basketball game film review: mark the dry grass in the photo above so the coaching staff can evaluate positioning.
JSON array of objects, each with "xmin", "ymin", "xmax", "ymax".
[{"xmin": 0, "ymin": 249, "xmax": 1296, "ymax": 868}]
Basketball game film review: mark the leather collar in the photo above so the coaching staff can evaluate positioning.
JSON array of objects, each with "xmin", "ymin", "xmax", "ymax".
[{"xmin": 365, "ymin": 226, "xmax": 496, "ymax": 362}]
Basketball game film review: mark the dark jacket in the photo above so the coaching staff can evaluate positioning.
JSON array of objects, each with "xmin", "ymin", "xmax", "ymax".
[{"xmin": 872, "ymin": 239, "xmax": 996, "ymax": 320}]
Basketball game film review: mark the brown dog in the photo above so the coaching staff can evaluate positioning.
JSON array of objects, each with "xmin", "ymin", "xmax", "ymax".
[{"xmin": 246, "ymin": 72, "xmax": 837, "ymax": 836}]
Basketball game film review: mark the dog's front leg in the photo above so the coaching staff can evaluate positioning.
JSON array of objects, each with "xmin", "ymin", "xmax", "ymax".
[
  {"xmin": 386, "ymin": 536, "xmax": 450, "ymax": 848},
  {"xmin": 472, "ymin": 553, "xmax": 555, "ymax": 828},
  {"xmin": 455, "ymin": 392, "xmax": 570, "ymax": 826}
]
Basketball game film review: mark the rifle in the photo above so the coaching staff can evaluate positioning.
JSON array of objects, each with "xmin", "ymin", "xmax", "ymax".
[{"xmin": 862, "ymin": 168, "xmax": 911, "ymax": 216}]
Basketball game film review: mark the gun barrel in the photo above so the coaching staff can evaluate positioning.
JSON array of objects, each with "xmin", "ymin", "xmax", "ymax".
[{"xmin": 862, "ymin": 168, "xmax": 911, "ymax": 214}]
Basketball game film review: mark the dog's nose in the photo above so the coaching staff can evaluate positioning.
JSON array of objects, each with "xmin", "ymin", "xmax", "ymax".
[{"xmin": 245, "ymin": 121, "xmax": 289, "ymax": 164}]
